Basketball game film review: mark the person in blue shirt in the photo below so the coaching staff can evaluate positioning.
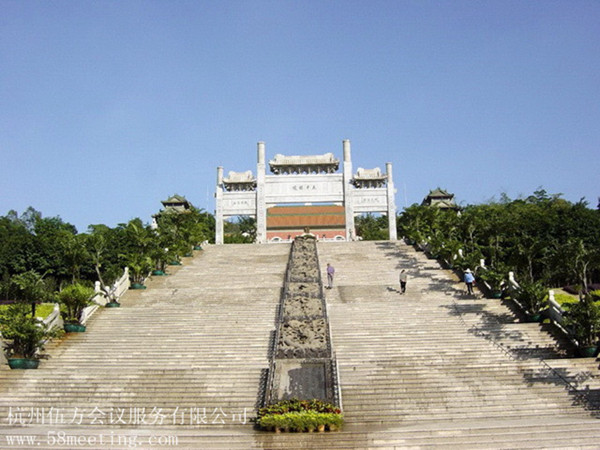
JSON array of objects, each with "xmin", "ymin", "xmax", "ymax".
[
  {"xmin": 326, "ymin": 263, "xmax": 335, "ymax": 289},
  {"xmin": 464, "ymin": 269, "xmax": 475, "ymax": 295}
]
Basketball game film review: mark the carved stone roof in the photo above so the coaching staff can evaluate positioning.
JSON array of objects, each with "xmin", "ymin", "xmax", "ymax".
[
  {"xmin": 269, "ymin": 153, "xmax": 340, "ymax": 174},
  {"xmin": 354, "ymin": 167, "xmax": 386, "ymax": 180},
  {"xmin": 223, "ymin": 170, "xmax": 255, "ymax": 183},
  {"xmin": 223, "ymin": 170, "xmax": 256, "ymax": 191},
  {"xmin": 352, "ymin": 167, "xmax": 387, "ymax": 188},
  {"xmin": 270, "ymin": 153, "xmax": 339, "ymax": 166}
]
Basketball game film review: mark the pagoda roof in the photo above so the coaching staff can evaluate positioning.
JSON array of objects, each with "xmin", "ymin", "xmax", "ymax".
[
  {"xmin": 426, "ymin": 188, "xmax": 453, "ymax": 198},
  {"xmin": 161, "ymin": 194, "xmax": 190, "ymax": 205},
  {"xmin": 154, "ymin": 194, "xmax": 192, "ymax": 218}
]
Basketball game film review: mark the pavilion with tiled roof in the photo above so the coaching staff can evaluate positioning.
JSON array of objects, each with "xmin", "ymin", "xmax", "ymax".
[
  {"xmin": 151, "ymin": 194, "xmax": 193, "ymax": 228},
  {"xmin": 421, "ymin": 188, "xmax": 458, "ymax": 209}
]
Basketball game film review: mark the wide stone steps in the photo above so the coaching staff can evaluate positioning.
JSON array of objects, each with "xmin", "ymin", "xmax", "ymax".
[
  {"xmin": 317, "ymin": 240, "xmax": 600, "ymax": 442},
  {"xmin": 0, "ymin": 244, "xmax": 289, "ymax": 443},
  {"xmin": 1, "ymin": 240, "xmax": 599, "ymax": 448}
]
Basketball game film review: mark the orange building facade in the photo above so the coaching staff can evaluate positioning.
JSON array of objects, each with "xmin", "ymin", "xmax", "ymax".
[{"xmin": 266, "ymin": 205, "xmax": 346, "ymax": 242}]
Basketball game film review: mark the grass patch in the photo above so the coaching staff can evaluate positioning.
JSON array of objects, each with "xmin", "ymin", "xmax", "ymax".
[
  {"xmin": 551, "ymin": 289, "xmax": 579, "ymax": 307},
  {"xmin": 0, "ymin": 302, "xmax": 56, "ymax": 319}
]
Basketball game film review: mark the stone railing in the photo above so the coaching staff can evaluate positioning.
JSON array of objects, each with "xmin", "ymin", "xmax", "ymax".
[
  {"xmin": 264, "ymin": 235, "xmax": 341, "ymax": 407},
  {"xmin": 91, "ymin": 267, "xmax": 130, "ymax": 306},
  {"xmin": 547, "ymin": 290, "xmax": 570, "ymax": 336},
  {"xmin": 506, "ymin": 272, "xmax": 578, "ymax": 344},
  {"xmin": 80, "ymin": 267, "xmax": 130, "ymax": 324},
  {"xmin": 43, "ymin": 303, "xmax": 62, "ymax": 330}
]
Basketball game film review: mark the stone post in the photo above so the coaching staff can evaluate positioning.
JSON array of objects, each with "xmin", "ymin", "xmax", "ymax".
[
  {"xmin": 343, "ymin": 139, "xmax": 355, "ymax": 240},
  {"xmin": 215, "ymin": 166, "xmax": 224, "ymax": 245},
  {"xmin": 256, "ymin": 141, "xmax": 267, "ymax": 243},
  {"xmin": 386, "ymin": 162, "xmax": 398, "ymax": 240}
]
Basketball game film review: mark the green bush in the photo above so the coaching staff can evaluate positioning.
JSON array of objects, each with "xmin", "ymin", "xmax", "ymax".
[
  {"xmin": 516, "ymin": 280, "xmax": 547, "ymax": 315},
  {"xmin": 564, "ymin": 294, "xmax": 600, "ymax": 347},
  {"xmin": 257, "ymin": 411, "xmax": 343, "ymax": 432},
  {"xmin": 257, "ymin": 398, "xmax": 343, "ymax": 431},
  {"xmin": 58, "ymin": 283, "xmax": 95, "ymax": 324},
  {"xmin": 0, "ymin": 303, "xmax": 62, "ymax": 359},
  {"xmin": 258, "ymin": 398, "xmax": 341, "ymax": 416}
]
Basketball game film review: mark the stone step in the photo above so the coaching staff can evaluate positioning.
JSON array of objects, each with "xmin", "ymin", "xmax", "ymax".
[{"xmin": 1, "ymin": 240, "xmax": 599, "ymax": 448}]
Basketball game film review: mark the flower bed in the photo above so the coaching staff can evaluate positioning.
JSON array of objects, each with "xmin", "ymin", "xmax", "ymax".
[{"xmin": 256, "ymin": 399, "xmax": 342, "ymax": 432}]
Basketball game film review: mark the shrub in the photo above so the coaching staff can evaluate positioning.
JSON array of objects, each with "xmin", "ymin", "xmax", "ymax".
[
  {"xmin": 0, "ymin": 303, "xmax": 62, "ymax": 359},
  {"xmin": 257, "ymin": 411, "xmax": 343, "ymax": 432},
  {"xmin": 257, "ymin": 398, "xmax": 343, "ymax": 432},
  {"xmin": 478, "ymin": 268, "xmax": 506, "ymax": 292},
  {"xmin": 58, "ymin": 283, "xmax": 95, "ymax": 324},
  {"xmin": 564, "ymin": 294, "xmax": 600, "ymax": 348},
  {"xmin": 516, "ymin": 280, "xmax": 547, "ymax": 315}
]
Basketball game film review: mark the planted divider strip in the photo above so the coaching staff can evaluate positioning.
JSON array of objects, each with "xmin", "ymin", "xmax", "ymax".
[{"xmin": 263, "ymin": 235, "xmax": 341, "ymax": 409}]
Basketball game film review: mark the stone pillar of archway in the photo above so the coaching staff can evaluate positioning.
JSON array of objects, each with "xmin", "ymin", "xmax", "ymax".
[
  {"xmin": 256, "ymin": 141, "xmax": 267, "ymax": 244},
  {"xmin": 215, "ymin": 166, "xmax": 224, "ymax": 245},
  {"xmin": 386, "ymin": 162, "xmax": 398, "ymax": 240},
  {"xmin": 343, "ymin": 139, "xmax": 355, "ymax": 240}
]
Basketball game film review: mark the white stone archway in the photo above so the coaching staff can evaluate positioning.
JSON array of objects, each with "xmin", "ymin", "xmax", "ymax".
[{"xmin": 215, "ymin": 140, "xmax": 397, "ymax": 244}]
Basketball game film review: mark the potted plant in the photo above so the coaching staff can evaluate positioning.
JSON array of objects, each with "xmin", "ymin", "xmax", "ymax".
[
  {"xmin": 564, "ymin": 294, "xmax": 600, "ymax": 357},
  {"xmin": 478, "ymin": 268, "xmax": 506, "ymax": 298},
  {"xmin": 58, "ymin": 283, "xmax": 95, "ymax": 332},
  {"xmin": 127, "ymin": 253, "xmax": 152, "ymax": 289},
  {"xmin": 150, "ymin": 246, "xmax": 171, "ymax": 276},
  {"xmin": 516, "ymin": 280, "xmax": 547, "ymax": 322},
  {"xmin": 0, "ymin": 302, "xmax": 61, "ymax": 369}
]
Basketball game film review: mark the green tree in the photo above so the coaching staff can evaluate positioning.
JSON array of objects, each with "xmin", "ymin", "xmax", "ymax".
[
  {"xmin": 224, "ymin": 216, "xmax": 255, "ymax": 243},
  {"xmin": 121, "ymin": 218, "xmax": 156, "ymax": 284},
  {"xmin": 0, "ymin": 302, "xmax": 59, "ymax": 360},
  {"xmin": 58, "ymin": 282, "xmax": 95, "ymax": 324},
  {"xmin": 355, "ymin": 214, "xmax": 388, "ymax": 241},
  {"xmin": 10, "ymin": 270, "xmax": 50, "ymax": 317}
]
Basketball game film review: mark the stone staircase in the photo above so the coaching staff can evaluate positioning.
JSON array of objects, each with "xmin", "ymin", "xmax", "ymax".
[
  {"xmin": 318, "ymin": 240, "xmax": 600, "ymax": 448},
  {"xmin": 0, "ymin": 241, "xmax": 599, "ymax": 449},
  {"xmin": 0, "ymin": 244, "xmax": 288, "ymax": 448}
]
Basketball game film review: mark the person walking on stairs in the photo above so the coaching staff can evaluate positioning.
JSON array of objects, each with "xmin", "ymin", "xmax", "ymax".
[
  {"xmin": 399, "ymin": 269, "xmax": 408, "ymax": 294},
  {"xmin": 326, "ymin": 263, "xmax": 335, "ymax": 289},
  {"xmin": 464, "ymin": 269, "xmax": 475, "ymax": 295}
]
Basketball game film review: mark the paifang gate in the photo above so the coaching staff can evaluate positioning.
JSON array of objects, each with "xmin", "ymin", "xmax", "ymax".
[{"xmin": 215, "ymin": 140, "xmax": 397, "ymax": 244}]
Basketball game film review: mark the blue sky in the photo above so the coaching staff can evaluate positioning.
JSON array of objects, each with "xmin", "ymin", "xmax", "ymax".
[{"xmin": 2, "ymin": 1, "xmax": 599, "ymax": 232}]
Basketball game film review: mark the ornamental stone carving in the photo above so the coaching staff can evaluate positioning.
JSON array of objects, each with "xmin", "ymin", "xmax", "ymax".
[
  {"xmin": 263, "ymin": 235, "xmax": 341, "ymax": 406},
  {"xmin": 223, "ymin": 170, "xmax": 257, "ymax": 191},
  {"xmin": 352, "ymin": 167, "xmax": 387, "ymax": 188},
  {"xmin": 269, "ymin": 153, "xmax": 340, "ymax": 175},
  {"xmin": 215, "ymin": 139, "xmax": 397, "ymax": 244}
]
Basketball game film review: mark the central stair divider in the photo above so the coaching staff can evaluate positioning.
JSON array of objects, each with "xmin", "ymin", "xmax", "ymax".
[{"xmin": 263, "ymin": 235, "xmax": 342, "ymax": 407}]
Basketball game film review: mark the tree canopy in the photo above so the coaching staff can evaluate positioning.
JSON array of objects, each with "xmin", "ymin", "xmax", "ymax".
[{"xmin": 397, "ymin": 190, "xmax": 600, "ymax": 289}]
